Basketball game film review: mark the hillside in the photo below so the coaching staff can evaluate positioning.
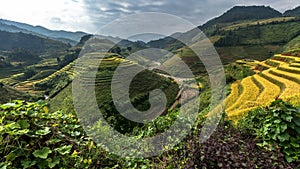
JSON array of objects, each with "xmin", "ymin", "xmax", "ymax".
[
  {"xmin": 49, "ymin": 54, "xmax": 180, "ymax": 133},
  {"xmin": 284, "ymin": 6, "xmax": 300, "ymax": 17},
  {"xmin": 225, "ymin": 53, "xmax": 300, "ymax": 122},
  {"xmin": 1, "ymin": 4, "xmax": 300, "ymax": 168},
  {"xmin": 0, "ymin": 19, "xmax": 87, "ymax": 44},
  {"xmin": 281, "ymin": 35, "xmax": 300, "ymax": 55},
  {"xmin": 0, "ymin": 30, "xmax": 70, "ymax": 55},
  {"xmin": 0, "ymin": 84, "xmax": 33, "ymax": 103},
  {"xmin": 201, "ymin": 6, "xmax": 282, "ymax": 29}
]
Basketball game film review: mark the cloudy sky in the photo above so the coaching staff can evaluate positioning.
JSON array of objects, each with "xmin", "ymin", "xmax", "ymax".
[{"xmin": 0, "ymin": 0, "xmax": 299, "ymax": 36}]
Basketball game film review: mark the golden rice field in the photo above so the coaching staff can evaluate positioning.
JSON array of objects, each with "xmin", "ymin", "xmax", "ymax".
[
  {"xmin": 226, "ymin": 54, "xmax": 300, "ymax": 121},
  {"xmin": 252, "ymin": 74, "xmax": 281, "ymax": 105},
  {"xmin": 226, "ymin": 76, "xmax": 260, "ymax": 113}
]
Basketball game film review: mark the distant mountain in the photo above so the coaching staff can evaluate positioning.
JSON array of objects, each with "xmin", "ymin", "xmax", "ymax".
[
  {"xmin": 0, "ymin": 19, "xmax": 87, "ymax": 44},
  {"xmin": 284, "ymin": 6, "xmax": 300, "ymax": 17},
  {"xmin": 202, "ymin": 6, "xmax": 282, "ymax": 28},
  {"xmin": 0, "ymin": 30, "xmax": 70, "ymax": 55}
]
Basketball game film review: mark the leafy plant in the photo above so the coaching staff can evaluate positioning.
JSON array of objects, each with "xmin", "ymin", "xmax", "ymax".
[
  {"xmin": 0, "ymin": 100, "xmax": 102, "ymax": 168},
  {"xmin": 257, "ymin": 99, "xmax": 300, "ymax": 163}
]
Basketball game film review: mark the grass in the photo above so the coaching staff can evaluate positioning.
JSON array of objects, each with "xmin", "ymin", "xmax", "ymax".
[{"xmin": 222, "ymin": 17, "xmax": 296, "ymax": 31}]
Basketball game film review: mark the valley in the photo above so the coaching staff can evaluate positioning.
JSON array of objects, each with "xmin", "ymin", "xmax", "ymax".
[{"xmin": 0, "ymin": 4, "xmax": 300, "ymax": 169}]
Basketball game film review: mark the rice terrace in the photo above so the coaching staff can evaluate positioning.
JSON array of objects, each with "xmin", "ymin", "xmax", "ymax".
[{"xmin": 0, "ymin": 2, "xmax": 300, "ymax": 168}]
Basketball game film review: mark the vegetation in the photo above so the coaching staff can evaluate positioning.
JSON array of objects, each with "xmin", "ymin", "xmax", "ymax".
[
  {"xmin": 0, "ymin": 30, "xmax": 70, "ymax": 55},
  {"xmin": 226, "ymin": 54, "xmax": 300, "ymax": 121},
  {"xmin": 1, "ymin": 99, "xmax": 298, "ymax": 168},
  {"xmin": 1, "ymin": 5, "xmax": 300, "ymax": 168},
  {"xmin": 202, "ymin": 6, "xmax": 282, "ymax": 29},
  {"xmin": 284, "ymin": 6, "xmax": 300, "ymax": 17},
  {"xmin": 238, "ymin": 99, "xmax": 300, "ymax": 163}
]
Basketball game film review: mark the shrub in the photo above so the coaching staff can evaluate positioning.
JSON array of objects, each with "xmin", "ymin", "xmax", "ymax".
[
  {"xmin": 24, "ymin": 67, "xmax": 37, "ymax": 79},
  {"xmin": 238, "ymin": 99, "xmax": 300, "ymax": 163},
  {"xmin": 257, "ymin": 99, "xmax": 300, "ymax": 163},
  {"xmin": 0, "ymin": 100, "xmax": 101, "ymax": 168}
]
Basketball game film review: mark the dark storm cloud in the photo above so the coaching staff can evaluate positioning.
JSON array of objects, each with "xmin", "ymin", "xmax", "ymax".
[{"xmin": 82, "ymin": 0, "xmax": 299, "ymax": 35}]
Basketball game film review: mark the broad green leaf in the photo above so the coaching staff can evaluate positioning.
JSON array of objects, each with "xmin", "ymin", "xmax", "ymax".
[
  {"xmin": 0, "ymin": 103, "xmax": 16, "ymax": 109},
  {"xmin": 21, "ymin": 160, "xmax": 36, "ymax": 169},
  {"xmin": 33, "ymin": 147, "xmax": 52, "ymax": 159},
  {"xmin": 35, "ymin": 127, "xmax": 51, "ymax": 135},
  {"xmin": 9, "ymin": 129, "xmax": 29, "ymax": 135},
  {"xmin": 5, "ymin": 149, "xmax": 22, "ymax": 161},
  {"xmin": 295, "ymin": 126, "xmax": 300, "ymax": 134},
  {"xmin": 285, "ymin": 155, "xmax": 293, "ymax": 163},
  {"xmin": 0, "ymin": 126, "xmax": 4, "ymax": 133},
  {"xmin": 37, "ymin": 159, "xmax": 48, "ymax": 169},
  {"xmin": 293, "ymin": 117, "xmax": 300, "ymax": 127},
  {"xmin": 48, "ymin": 157, "xmax": 60, "ymax": 168},
  {"xmin": 18, "ymin": 120, "xmax": 30, "ymax": 129},
  {"xmin": 274, "ymin": 119, "xmax": 281, "ymax": 124},
  {"xmin": 280, "ymin": 123, "xmax": 287, "ymax": 132},
  {"xmin": 71, "ymin": 131, "xmax": 81, "ymax": 137},
  {"xmin": 5, "ymin": 122, "xmax": 21, "ymax": 130},
  {"xmin": 291, "ymin": 142, "xmax": 300, "ymax": 148},
  {"xmin": 47, "ymin": 138, "xmax": 61, "ymax": 144},
  {"xmin": 275, "ymin": 126, "xmax": 280, "ymax": 134},
  {"xmin": 55, "ymin": 145, "xmax": 72, "ymax": 155},
  {"xmin": 284, "ymin": 115, "xmax": 293, "ymax": 122},
  {"xmin": 5, "ymin": 151, "xmax": 17, "ymax": 161},
  {"xmin": 0, "ymin": 162, "xmax": 9, "ymax": 169},
  {"xmin": 277, "ymin": 132, "xmax": 290, "ymax": 142}
]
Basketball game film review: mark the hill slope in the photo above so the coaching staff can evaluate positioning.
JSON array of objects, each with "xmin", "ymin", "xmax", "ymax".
[
  {"xmin": 202, "ymin": 6, "xmax": 282, "ymax": 28},
  {"xmin": 0, "ymin": 84, "xmax": 33, "ymax": 104},
  {"xmin": 0, "ymin": 30, "xmax": 70, "ymax": 55},
  {"xmin": 225, "ymin": 54, "xmax": 300, "ymax": 122},
  {"xmin": 284, "ymin": 6, "xmax": 300, "ymax": 17},
  {"xmin": 0, "ymin": 19, "xmax": 87, "ymax": 43}
]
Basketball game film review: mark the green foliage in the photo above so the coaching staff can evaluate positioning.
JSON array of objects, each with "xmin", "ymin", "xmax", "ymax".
[
  {"xmin": 238, "ymin": 99, "xmax": 300, "ymax": 163},
  {"xmin": 237, "ymin": 108, "xmax": 268, "ymax": 135},
  {"xmin": 0, "ymin": 30, "xmax": 70, "ymax": 56},
  {"xmin": 225, "ymin": 63, "xmax": 255, "ymax": 83},
  {"xmin": 202, "ymin": 6, "xmax": 282, "ymax": 29},
  {"xmin": 257, "ymin": 99, "xmax": 300, "ymax": 163},
  {"xmin": 0, "ymin": 86, "xmax": 33, "ymax": 104},
  {"xmin": 24, "ymin": 67, "xmax": 37, "ymax": 79},
  {"xmin": 215, "ymin": 20, "xmax": 300, "ymax": 47},
  {"xmin": 7, "ymin": 48, "xmax": 41, "ymax": 66},
  {"xmin": 284, "ymin": 6, "xmax": 300, "ymax": 17},
  {"xmin": 34, "ymin": 71, "xmax": 72, "ymax": 97},
  {"xmin": 0, "ymin": 100, "xmax": 101, "ymax": 168},
  {"xmin": 58, "ymin": 49, "xmax": 79, "ymax": 69}
]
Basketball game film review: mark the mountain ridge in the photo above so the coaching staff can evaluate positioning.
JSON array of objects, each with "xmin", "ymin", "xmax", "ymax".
[
  {"xmin": 284, "ymin": 6, "xmax": 300, "ymax": 17},
  {"xmin": 0, "ymin": 19, "xmax": 87, "ymax": 44}
]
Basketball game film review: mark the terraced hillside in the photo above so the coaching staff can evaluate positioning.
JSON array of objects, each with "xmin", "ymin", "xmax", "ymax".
[
  {"xmin": 49, "ymin": 52, "xmax": 180, "ymax": 133},
  {"xmin": 226, "ymin": 54, "xmax": 300, "ymax": 122}
]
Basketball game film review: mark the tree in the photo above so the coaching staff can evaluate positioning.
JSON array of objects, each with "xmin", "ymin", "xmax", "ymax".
[
  {"xmin": 127, "ymin": 47, "xmax": 132, "ymax": 52},
  {"xmin": 110, "ymin": 46, "xmax": 121, "ymax": 54},
  {"xmin": 56, "ymin": 57, "xmax": 61, "ymax": 63},
  {"xmin": 24, "ymin": 68, "xmax": 36, "ymax": 79}
]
